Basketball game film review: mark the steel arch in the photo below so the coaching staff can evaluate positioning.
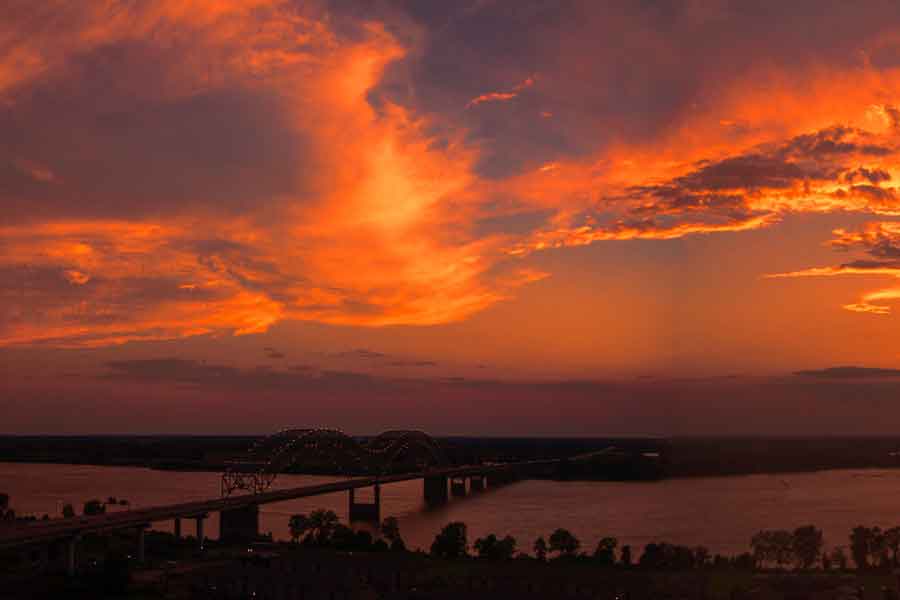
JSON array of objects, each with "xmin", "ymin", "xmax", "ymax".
[{"xmin": 221, "ymin": 428, "xmax": 448, "ymax": 496}]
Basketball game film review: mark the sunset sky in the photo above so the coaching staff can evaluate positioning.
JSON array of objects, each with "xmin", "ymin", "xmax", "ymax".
[{"xmin": 5, "ymin": 1, "xmax": 900, "ymax": 434}]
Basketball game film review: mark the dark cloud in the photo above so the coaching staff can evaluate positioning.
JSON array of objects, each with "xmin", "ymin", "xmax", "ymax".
[
  {"xmin": 330, "ymin": 348, "xmax": 438, "ymax": 368},
  {"xmin": 371, "ymin": 1, "xmax": 900, "ymax": 178},
  {"xmin": 386, "ymin": 360, "xmax": 438, "ymax": 368},
  {"xmin": 843, "ymin": 167, "xmax": 891, "ymax": 185},
  {"xmin": 103, "ymin": 358, "xmax": 386, "ymax": 392},
  {"xmin": 333, "ymin": 348, "xmax": 388, "ymax": 360},
  {"xmin": 0, "ymin": 49, "xmax": 307, "ymax": 221},
  {"xmin": 794, "ymin": 366, "xmax": 900, "ymax": 379}
]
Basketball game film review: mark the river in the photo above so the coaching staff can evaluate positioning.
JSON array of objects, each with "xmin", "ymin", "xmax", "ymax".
[{"xmin": 2, "ymin": 462, "xmax": 898, "ymax": 556}]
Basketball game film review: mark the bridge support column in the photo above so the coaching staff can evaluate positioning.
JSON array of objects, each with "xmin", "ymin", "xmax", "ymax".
[
  {"xmin": 174, "ymin": 517, "xmax": 182, "ymax": 539},
  {"xmin": 195, "ymin": 514, "xmax": 208, "ymax": 550},
  {"xmin": 450, "ymin": 477, "xmax": 467, "ymax": 497},
  {"xmin": 424, "ymin": 475, "xmax": 448, "ymax": 505},
  {"xmin": 487, "ymin": 469, "xmax": 514, "ymax": 487},
  {"xmin": 137, "ymin": 525, "xmax": 147, "ymax": 564},
  {"xmin": 220, "ymin": 504, "xmax": 260, "ymax": 542},
  {"xmin": 470, "ymin": 475, "xmax": 485, "ymax": 492},
  {"xmin": 349, "ymin": 484, "xmax": 381, "ymax": 522},
  {"xmin": 65, "ymin": 536, "xmax": 79, "ymax": 576}
]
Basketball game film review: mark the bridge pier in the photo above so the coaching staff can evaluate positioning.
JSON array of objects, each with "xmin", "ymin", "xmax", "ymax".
[
  {"xmin": 220, "ymin": 504, "xmax": 260, "ymax": 542},
  {"xmin": 136, "ymin": 525, "xmax": 147, "ymax": 564},
  {"xmin": 195, "ymin": 514, "xmax": 208, "ymax": 550},
  {"xmin": 450, "ymin": 477, "xmax": 467, "ymax": 497},
  {"xmin": 469, "ymin": 475, "xmax": 485, "ymax": 492},
  {"xmin": 423, "ymin": 475, "xmax": 448, "ymax": 505},
  {"xmin": 65, "ymin": 536, "xmax": 79, "ymax": 576},
  {"xmin": 348, "ymin": 484, "xmax": 381, "ymax": 522}
]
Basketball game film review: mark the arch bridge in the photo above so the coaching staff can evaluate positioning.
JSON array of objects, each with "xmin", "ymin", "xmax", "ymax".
[
  {"xmin": 0, "ymin": 428, "xmax": 577, "ymax": 576},
  {"xmin": 221, "ymin": 428, "xmax": 449, "ymax": 497}
]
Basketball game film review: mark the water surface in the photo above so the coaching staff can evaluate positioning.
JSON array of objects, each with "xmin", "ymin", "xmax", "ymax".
[{"xmin": 2, "ymin": 462, "xmax": 897, "ymax": 555}]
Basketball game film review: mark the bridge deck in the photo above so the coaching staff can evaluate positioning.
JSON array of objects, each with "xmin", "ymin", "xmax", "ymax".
[{"xmin": 0, "ymin": 460, "xmax": 560, "ymax": 551}]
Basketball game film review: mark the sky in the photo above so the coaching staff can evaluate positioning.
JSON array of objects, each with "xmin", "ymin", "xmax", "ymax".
[{"xmin": 5, "ymin": 1, "xmax": 900, "ymax": 434}]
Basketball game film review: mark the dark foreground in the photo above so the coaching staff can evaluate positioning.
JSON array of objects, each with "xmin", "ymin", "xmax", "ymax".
[{"xmin": 4, "ymin": 542, "xmax": 898, "ymax": 600}]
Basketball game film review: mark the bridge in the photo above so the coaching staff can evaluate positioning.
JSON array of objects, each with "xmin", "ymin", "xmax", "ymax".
[{"xmin": 0, "ymin": 429, "xmax": 606, "ymax": 575}]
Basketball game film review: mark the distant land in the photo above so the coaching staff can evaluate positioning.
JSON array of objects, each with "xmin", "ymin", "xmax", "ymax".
[{"xmin": 2, "ymin": 435, "xmax": 900, "ymax": 480}]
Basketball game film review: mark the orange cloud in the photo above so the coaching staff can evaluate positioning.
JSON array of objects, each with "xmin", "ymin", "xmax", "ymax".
[
  {"xmin": 767, "ymin": 222, "xmax": 900, "ymax": 314},
  {"xmin": 12, "ymin": 2, "xmax": 900, "ymax": 350},
  {"xmin": 0, "ymin": 4, "xmax": 541, "ymax": 346},
  {"xmin": 466, "ymin": 75, "xmax": 536, "ymax": 109}
]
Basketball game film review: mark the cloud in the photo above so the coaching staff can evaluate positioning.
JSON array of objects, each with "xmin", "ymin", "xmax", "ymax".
[
  {"xmin": 103, "ymin": 358, "xmax": 384, "ymax": 391},
  {"xmin": 0, "ymin": 2, "xmax": 543, "ymax": 346},
  {"xmin": 333, "ymin": 349, "xmax": 388, "ymax": 360},
  {"xmin": 330, "ymin": 348, "xmax": 438, "ymax": 368},
  {"xmin": 11, "ymin": 2, "xmax": 900, "ymax": 347},
  {"xmin": 466, "ymin": 75, "xmax": 535, "ymax": 109},
  {"xmin": 12, "ymin": 159, "xmax": 56, "ymax": 183},
  {"xmin": 263, "ymin": 347, "xmax": 285, "ymax": 359},
  {"xmin": 794, "ymin": 366, "xmax": 900, "ymax": 379},
  {"xmin": 386, "ymin": 360, "xmax": 438, "ymax": 368},
  {"xmin": 767, "ymin": 222, "xmax": 900, "ymax": 314}
]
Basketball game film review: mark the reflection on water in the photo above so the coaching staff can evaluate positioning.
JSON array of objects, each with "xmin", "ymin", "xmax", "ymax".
[{"xmin": 3, "ymin": 462, "xmax": 900, "ymax": 555}]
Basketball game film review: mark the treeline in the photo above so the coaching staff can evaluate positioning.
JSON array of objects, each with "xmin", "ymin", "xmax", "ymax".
[
  {"xmin": 751, "ymin": 525, "xmax": 900, "ymax": 571},
  {"xmin": 0, "ymin": 493, "xmax": 130, "ymax": 524},
  {"xmin": 284, "ymin": 510, "xmax": 754, "ymax": 570},
  {"xmin": 284, "ymin": 509, "xmax": 900, "ymax": 573}
]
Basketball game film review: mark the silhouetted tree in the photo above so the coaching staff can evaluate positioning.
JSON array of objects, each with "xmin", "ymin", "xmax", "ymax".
[
  {"xmin": 288, "ymin": 514, "xmax": 310, "ymax": 542},
  {"xmin": 389, "ymin": 537, "xmax": 407, "ymax": 552},
  {"xmin": 381, "ymin": 517, "xmax": 401, "ymax": 543},
  {"xmin": 830, "ymin": 546, "xmax": 849, "ymax": 570},
  {"xmin": 431, "ymin": 522, "xmax": 468, "ymax": 559},
  {"xmin": 474, "ymin": 534, "xmax": 516, "ymax": 560},
  {"xmin": 620, "ymin": 544, "xmax": 632, "ymax": 567},
  {"xmin": 533, "ymin": 536, "xmax": 548, "ymax": 561},
  {"xmin": 83, "ymin": 499, "xmax": 106, "ymax": 516},
  {"xmin": 693, "ymin": 546, "xmax": 711, "ymax": 569},
  {"xmin": 593, "ymin": 537, "xmax": 617, "ymax": 566},
  {"xmin": 871, "ymin": 527, "xmax": 889, "ymax": 568},
  {"xmin": 751, "ymin": 530, "xmax": 793, "ymax": 569},
  {"xmin": 851, "ymin": 526, "xmax": 876, "ymax": 570},
  {"xmin": 548, "ymin": 528, "xmax": 580, "ymax": 558},
  {"xmin": 885, "ymin": 527, "xmax": 900, "ymax": 567},
  {"xmin": 732, "ymin": 553, "xmax": 755, "ymax": 570},
  {"xmin": 639, "ymin": 543, "xmax": 702, "ymax": 570},
  {"xmin": 792, "ymin": 525, "xmax": 823, "ymax": 569},
  {"xmin": 639, "ymin": 543, "xmax": 666, "ymax": 569},
  {"xmin": 308, "ymin": 509, "xmax": 339, "ymax": 544},
  {"xmin": 0, "ymin": 493, "xmax": 12, "ymax": 522},
  {"xmin": 329, "ymin": 525, "xmax": 357, "ymax": 549},
  {"xmin": 62, "ymin": 503, "xmax": 75, "ymax": 518}
]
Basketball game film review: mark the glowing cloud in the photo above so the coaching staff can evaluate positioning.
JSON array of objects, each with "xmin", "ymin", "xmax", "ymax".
[
  {"xmin": 767, "ymin": 222, "xmax": 900, "ymax": 314},
  {"xmin": 466, "ymin": 75, "xmax": 536, "ymax": 109}
]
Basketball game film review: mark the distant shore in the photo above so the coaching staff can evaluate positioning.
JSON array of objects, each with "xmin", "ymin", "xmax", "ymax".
[{"xmin": 2, "ymin": 435, "xmax": 900, "ymax": 480}]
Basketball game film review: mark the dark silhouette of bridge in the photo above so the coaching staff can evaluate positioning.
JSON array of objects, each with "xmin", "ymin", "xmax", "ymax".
[{"xmin": 0, "ymin": 429, "xmax": 611, "ymax": 576}]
